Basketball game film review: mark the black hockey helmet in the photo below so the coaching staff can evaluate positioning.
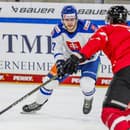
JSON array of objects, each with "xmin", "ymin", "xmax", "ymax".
[{"xmin": 106, "ymin": 5, "xmax": 128, "ymax": 24}]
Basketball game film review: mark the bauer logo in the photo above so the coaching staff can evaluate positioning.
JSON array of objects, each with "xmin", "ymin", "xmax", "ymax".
[
  {"xmin": 11, "ymin": 6, "xmax": 55, "ymax": 14},
  {"xmin": 78, "ymin": 8, "xmax": 130, "ymax": 16},
  {"xmin": 78, "ymin": 9, "xmax": 107, "ymax": 15}
]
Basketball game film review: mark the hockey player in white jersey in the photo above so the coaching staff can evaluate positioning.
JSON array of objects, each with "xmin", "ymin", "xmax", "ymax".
[{"xmin": 22, "ymin": 5, "xmax": 100, "ymax": 114}]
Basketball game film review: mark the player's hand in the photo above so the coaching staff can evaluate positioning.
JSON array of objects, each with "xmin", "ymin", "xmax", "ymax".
[
  {"xmin": 56, "ymin": 60, "xmax": 65, "ymax": 79},
  {"xmin": 63, "ymin": 52, "xmax": 86, "ymax": 74}
]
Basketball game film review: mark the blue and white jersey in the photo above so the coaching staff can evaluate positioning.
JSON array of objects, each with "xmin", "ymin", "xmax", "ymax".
[{"xmin": 51, "ymin": 19, "xmax": 99, "ymax": 64}]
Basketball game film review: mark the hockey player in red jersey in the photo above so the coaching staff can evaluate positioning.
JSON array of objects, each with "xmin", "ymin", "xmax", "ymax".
[{"xmin": 60, "ymin": 5, "xmax": 130, "ymax": 130}]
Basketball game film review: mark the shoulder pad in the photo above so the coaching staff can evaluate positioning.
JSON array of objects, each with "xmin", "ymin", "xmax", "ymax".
[
  {"xmin": 83, "ymin": 20, "xmax": 98, "ymax": 32},
  {"xmin": 51, "ymin": 24, "xmax": 63, "ymax": 38},
  {"xmin": 83, "ymin": 20, "xmax": 91, "ymax": 30},
  {"xmin": 54, "ymin": 25, "xmax": 61, "ymax": 33}
]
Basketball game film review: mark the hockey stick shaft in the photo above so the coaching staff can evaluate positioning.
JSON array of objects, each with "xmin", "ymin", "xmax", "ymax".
[{"xmin": 0, "ymin": 75, "xmax": 58, "ymax": 115}]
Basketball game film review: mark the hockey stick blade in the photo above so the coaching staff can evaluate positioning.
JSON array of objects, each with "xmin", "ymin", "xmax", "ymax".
[{"xmin": 0, "ymin": 75, "xmax": 58, "ymax": 115}]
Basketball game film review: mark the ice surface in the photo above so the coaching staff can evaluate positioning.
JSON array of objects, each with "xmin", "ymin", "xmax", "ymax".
[{"xmin": 0, "ymin": 83, "xmax": 108, "ymax": 130}]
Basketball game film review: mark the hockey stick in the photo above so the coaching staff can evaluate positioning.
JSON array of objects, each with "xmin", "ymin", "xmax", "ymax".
[{"xmin": 0, "ymin": 75, "xmax": 58, "ymax": 115}]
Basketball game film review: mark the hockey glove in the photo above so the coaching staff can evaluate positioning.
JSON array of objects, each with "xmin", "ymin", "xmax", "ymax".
[
  {"xmin": 63, "ymin": 53, "xmax": 86, "ymax": 75},
  {"xmin": 56, "ymin": 60, "xmax": 65, "ymax": 79}
]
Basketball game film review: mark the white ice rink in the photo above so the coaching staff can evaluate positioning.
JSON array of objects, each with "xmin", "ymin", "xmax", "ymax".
[{"xmin": 0, "ymin": 83, "xmax": 108, "ymax": 130}]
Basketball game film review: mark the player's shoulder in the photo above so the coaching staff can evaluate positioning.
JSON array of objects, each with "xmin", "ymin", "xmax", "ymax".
[
  {"xmin": 78, "ymin": 19, "xmax": 98, "ymax": 32},
  {"xmin": 51, "ymin": 22, "xmax": 64, "ymax": 38},
  {"xmin": 99, "ymin": 24, "xmax": 112, "ymax": 31}
]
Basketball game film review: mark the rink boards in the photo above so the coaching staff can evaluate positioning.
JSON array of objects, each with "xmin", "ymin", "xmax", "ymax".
[{"xmin": 0, "ymin": 3, "xmax": 129, "ymax": 86}]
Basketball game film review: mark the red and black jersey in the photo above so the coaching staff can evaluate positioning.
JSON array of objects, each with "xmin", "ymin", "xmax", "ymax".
[{"xmin": 80, "ymin": 24, "xmax": 130, "ymax": 73}]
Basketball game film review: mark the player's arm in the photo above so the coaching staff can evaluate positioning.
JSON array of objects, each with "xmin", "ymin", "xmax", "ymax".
[
  {"xmin": 51, "ymin": 26, "xmax": 66, "ymax": 78},
  {"xmin": 81, "ymin": 27, "xmax": 107, "ymax": 59}
]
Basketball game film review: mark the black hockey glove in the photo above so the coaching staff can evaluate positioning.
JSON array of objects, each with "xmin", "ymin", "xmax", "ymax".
[
  {"xmin": 63, "ymin": 53, "xmax": 86, "ymax": 75},
  {"xmin": 56, "ymin": 60, "xmax": 65, "ymax": 79}
]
